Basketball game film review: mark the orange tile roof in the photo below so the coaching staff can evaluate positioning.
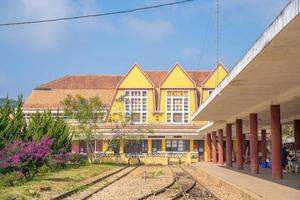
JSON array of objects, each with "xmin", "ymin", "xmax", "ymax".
[
  {"xmin": 37, "ymin": 75, "xmax": 123, "ymax": 89},
  {"xmin": 23, "ymin": 89, "xmax": 116, "ymax": 109},
  {"xmin": 24, "ymin": 69, "xmax": 211, "ymax": 109},
  {"xmin": 187, "ymin": 71, "xmax": 211, "ymax": 87}
]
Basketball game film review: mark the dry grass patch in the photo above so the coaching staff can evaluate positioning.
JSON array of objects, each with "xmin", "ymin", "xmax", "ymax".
[{"xmin": 0, "ymin": 163, "xmax": 121, "ymax": 200}]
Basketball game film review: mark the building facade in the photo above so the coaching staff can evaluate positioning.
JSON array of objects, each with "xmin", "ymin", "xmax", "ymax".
[{"xmin": 23, "ymin": 63, "xmax": 228, "ymax": 163}]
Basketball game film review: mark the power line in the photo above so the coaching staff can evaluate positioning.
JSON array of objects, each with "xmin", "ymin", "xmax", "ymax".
[{"xmin": 0, "ymin": 0, "xmax": 194, "ymax": 27}]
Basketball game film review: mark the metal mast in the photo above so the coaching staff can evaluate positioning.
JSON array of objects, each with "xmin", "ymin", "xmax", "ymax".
[{"xmin": 216, "ymin": 0, "xmax": 220, "ymax": 64}]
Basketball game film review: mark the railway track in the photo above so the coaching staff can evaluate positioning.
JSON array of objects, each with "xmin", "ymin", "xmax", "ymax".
[
  {"xmin": 138, "ymin": 165, "xmax": 219, "ymax": 200},
  {"xmin": 51, "ymin": 165, "xmax": 138, "ymax": 200}
]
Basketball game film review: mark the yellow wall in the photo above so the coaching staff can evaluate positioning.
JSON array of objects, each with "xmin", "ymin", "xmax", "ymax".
[
  {"xmin": 161, "ymin": 64, "xmax": 195, "ymax": 88},
  {"xmin": 119, "ymin": 64, "xmax": 153, "ymax": 89},
  {"xmin": 158, "ymin": 65, "xmax": 197, "ymax": 123},
  {"xmin": 202, "ymin": 64, "xmax": 228, "ymax": 102},
  {"xmin": 108, "ymin": 63, "xmax": 227, "ymax": 125}
]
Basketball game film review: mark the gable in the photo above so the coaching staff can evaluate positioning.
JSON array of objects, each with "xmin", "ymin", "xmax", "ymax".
[
  {"xmin": 160, "ymin": 64, "xmax": 195, "ymax": 88},
  {"xmin": 119, "ymin": 64, "xmax": 153, "ymax": 88},
  {"xmin": 203, "ymin": 63, "xmax": 228, "ymax": 88}
]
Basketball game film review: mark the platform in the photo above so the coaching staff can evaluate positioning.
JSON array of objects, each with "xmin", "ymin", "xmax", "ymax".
[{"xmin": 192, "ymin": 162, "xmax": 300, "ymax": 200}]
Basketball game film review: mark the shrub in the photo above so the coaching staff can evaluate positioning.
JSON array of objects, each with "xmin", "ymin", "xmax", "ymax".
[
  {"xmin": 46, "ymin": 149, "xmax": 69, "ymax": 169},
  {"xmin": 0, "ymin": 136, "xmax": 52, "ymax": 180},
  {"xmin": 68, "ymin": 153, "xmax": 88, "ymax": 165},
  {"xmin": 0, "ymin": 171, "xmax": 25, "ymax": 187},
  {"xmin": 26, "ymin": 111, "xmax": 71, "ymax": 152}
]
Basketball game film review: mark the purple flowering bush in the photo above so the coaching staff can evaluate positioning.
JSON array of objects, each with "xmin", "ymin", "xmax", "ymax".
[
  {"xmin": 0, "ymin": 136, "xmax": 52, "ymax": 181},
  {"xmin": 0, "ymin": 136, "xmax": 89, "ymax": 187},
  {"xmin": 46, "ymin": 149, "xmax": 69, "ymax": 170}
]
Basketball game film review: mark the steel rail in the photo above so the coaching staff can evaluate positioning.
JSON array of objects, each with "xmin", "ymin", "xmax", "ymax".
[
  {"xmin": 170, "ymin": 179, "xmax": 196, "ymax": 200},
  {"xmin": 136, "ymin": 165, "xmax": 178, "ymax": 200},
  {"xmin": 80, "ymin": 166, "xmax": 139, "ymax": 200},
  {"xmin": 137, "ymin": 177, "xmax": 176, "ymax": 200},
  {"xmin": 179, "ymin": 165, "xmax": 221, "ymax": 200},
  {"xmin": 51, "ymin": 165, "xmax": 130, "ymax": 200}
]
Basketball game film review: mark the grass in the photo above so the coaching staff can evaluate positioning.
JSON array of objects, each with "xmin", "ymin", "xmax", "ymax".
[{"xmin": 0, "ymin": 163, "xmax": 121, "ymax": 200}]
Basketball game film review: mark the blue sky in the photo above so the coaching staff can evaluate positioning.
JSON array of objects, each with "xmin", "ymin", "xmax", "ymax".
[{"xmin": 0, "ymin": 0, "xmax": 289, "ymax": 99}]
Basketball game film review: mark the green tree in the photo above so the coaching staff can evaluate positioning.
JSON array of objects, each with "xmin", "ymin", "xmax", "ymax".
[
  {"xmin": 62, "ymin": 95, "xmax": 105, "ymax": 162},
  {"xmin": 0, "ymin": 95, "xmax": 27, "ymax": 148},
  {"xmin": 26, "ymin": 111, "xmax": 71, "ymax": 151}
]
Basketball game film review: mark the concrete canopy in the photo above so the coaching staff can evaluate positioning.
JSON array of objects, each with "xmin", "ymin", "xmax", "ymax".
[{"xmin": 192, "ymin": 0, "xmax": 300, "ymax": 136}]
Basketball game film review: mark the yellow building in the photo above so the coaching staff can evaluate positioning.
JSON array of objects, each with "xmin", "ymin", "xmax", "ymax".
[{"xmin": 23, "ymin": 63, "xmax": 228, "ymax": 164}]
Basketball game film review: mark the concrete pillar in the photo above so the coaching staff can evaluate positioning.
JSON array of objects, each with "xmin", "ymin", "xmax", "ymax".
[
  {"xmin": 226, "ymin": 124, "xmax": 232, "ymax": 167},
  {"xmin": 212, "ymin": 131, "xmax": 217, "ymax": 163},
  {"xmin": 162, "ymin": 139, "xmax": 166, "ymax": 152},
  {"xmin": 190, "ymin": 139, "xmax": 194, "ymax": 152},
  {"xmin": 206, "ymin": 133, "xmax": 212, "ymax": 162},
  {"xmin": 102, "ymin": 140, "xmax": 108, "ymax": 152},
  {"xmin": 119, "ymin": 140, "xmax": 124, "ymax": 154},
  {"xmin": 148, "ymin": 139, "xmax": 152, "ymax": 154},
  {"xmin": 236, "ymin": 119, "xmax": 243, "ymax": 170},
  {"xmin": 250, "ymin": 113, "xmax": 259, "ymax": 174},
  {"xmin": 271, "ymin": 105, "xmax": 282, "ymax": 179},
  {"xmin": 261, "ymin": 129, "xmax": 267, "ymax": 161},
  {"xmin": 218, "ymin": 129, "xmax": 224, "ymax": 165},
  {"xmin": 294, "ymin": 120, "xmax": 300, "ymax": 151}
]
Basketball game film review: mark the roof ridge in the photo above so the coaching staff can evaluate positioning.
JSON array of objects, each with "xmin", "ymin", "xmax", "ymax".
[
  {"xmin": 61, "ymin": 74, "xmax": 124, "ymax": 76},
  {"xmin": 187, "ymin": 70, "xmax": 211, "ymax": 72}
]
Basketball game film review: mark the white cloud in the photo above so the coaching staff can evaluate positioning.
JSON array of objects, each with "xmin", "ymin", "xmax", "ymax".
[
  {"xmin": 120, "ymin": 16, "xmax": 175, "ymax": 40},
  {"xmin": 0, "ymin": 0, "xmax": 73, "ymax": 48},
  {"xmin": 0, "ymin": 0, "xmax": 114, "ymax": 49}
]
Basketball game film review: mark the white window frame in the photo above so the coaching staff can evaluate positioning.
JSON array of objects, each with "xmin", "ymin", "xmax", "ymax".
[
  {"xmin": 123, "ymin": 90, "xmax": 148, "ymax": 124},
  {"xmin": 166, "ymin": 90, "xmax": 190, "ymax": 124}
]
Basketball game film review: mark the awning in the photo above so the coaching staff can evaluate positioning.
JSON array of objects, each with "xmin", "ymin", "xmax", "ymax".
[{"xmin": 192, "ymin": 0, "xmax": 300, "ymax": 136}]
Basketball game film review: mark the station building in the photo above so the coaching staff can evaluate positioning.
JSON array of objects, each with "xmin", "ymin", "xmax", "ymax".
[{"xmin": 23, "ymin": 63, "xmax": 228, "ymax": 163}]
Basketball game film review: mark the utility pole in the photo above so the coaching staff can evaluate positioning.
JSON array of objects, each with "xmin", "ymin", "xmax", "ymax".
[
  {"xmin": 215, "ymin": 0, "xmax": 220, "ymax": 86},
  {"xmin": 216, "ymin": 0, "xmax": 220, "ymax": 65}
]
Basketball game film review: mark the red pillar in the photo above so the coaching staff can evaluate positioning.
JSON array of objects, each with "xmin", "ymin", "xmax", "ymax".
[
  {"xmin": 294, "ymin": 120, "xmax": 300, "ymax": 151},
  {"xmin": 212, "ymin": 131, "xmax": 217, "ymax": 163},
  {"xmin": 261, "ymin": 129, "xmax": 267, "ymax": 161},
  {"xmin": 250, "ymin": 113, "xmax": 259, "ymax": 174},
  {"xmin": 218, "ymin": 129, "xmax": 224, "ymax": 165},
  {"xmin": 206, "ymin": 133, "xmax": 212, "ymax": 162},
  {"xmin": 242, "ymin": 133, "xmax": 246, "ymax": 162},
  {"xmin": 271, "ymin": 105, "xmax": 282, "ymax": 179},
  {"xmin": 226, "ymin": 124, "xmax": 232, "ymax": 167},
  {"xmin": 236, "ymin": 119, "xmax": 243, "ymax": 170}
]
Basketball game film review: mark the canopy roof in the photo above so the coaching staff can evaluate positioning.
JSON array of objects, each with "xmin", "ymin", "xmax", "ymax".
[{"xmin": 192, "ymin": 0, "xmax": 300, "ymax": 135}]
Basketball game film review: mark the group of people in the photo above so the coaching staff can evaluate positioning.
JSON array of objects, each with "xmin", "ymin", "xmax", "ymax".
[{"xmin": 281, "ymin": 146, "xmax": 300, "ymax": 172}]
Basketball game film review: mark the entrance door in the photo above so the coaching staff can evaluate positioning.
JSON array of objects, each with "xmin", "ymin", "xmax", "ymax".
[{"xmin": 124, "ymin": 140, "xmax": 148, "ymax": 154}]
